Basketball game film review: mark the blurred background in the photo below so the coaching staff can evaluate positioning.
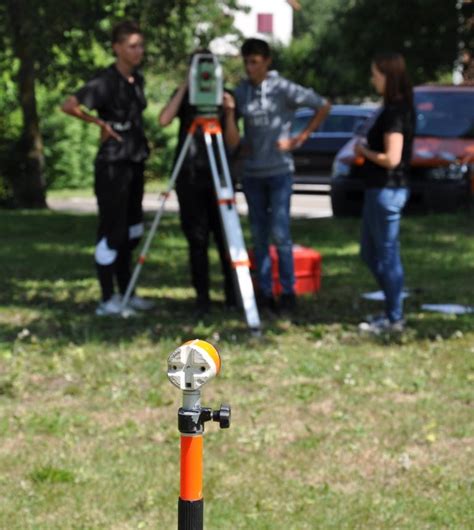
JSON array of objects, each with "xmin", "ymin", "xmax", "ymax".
[{"xmin": 0, "ymin": 0, "xmax": 472, "ymax": 208}]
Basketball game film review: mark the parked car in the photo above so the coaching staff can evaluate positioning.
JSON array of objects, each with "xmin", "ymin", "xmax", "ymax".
[
  {"xmin": 291, "ymin": 105, "xmax": 377, "ymax": 189},
  {"xmin": 331, "ymin": 85, "xmax": 474, "ymax": 216}
]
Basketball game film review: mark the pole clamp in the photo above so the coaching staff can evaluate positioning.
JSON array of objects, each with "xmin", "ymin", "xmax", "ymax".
[{"xmin": 178, "ymin": 405, "xmax": 231, "ymax": 434}]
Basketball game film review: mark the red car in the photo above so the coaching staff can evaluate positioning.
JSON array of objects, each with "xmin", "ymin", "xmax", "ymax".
[{"xmin": 330, "ymin": 85, "xmax": 474, "ymax": 216}]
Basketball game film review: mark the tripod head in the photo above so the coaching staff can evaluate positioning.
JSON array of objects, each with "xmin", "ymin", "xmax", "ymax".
[{"xmin": 189, "ymin": 53, "xmax": 223, "ymax": 115}]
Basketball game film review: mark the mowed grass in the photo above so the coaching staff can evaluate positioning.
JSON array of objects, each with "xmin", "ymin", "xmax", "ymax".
[{"xmin": 0, "ymin": 206, "xmax": 473, "ymax": 530}]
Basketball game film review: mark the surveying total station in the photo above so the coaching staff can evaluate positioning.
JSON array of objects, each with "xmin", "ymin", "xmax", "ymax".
[
  {"xmin": 168, "ymin": 339, "xmax": 231, "ymax": 530},
  {"xmin": 121, "ymin": 53, "xmax": 261, "ymax": 333}
]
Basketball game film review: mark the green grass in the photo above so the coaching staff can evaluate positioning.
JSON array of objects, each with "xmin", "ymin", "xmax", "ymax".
[{"xmin": 0, "ymin": 207, "xmax": 473, "ymax": 529}]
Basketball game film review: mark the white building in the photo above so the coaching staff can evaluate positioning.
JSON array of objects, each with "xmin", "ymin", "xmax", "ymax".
[{"xmin": 210, "ymin": 0, "xmax": 300, "ymax": 55}]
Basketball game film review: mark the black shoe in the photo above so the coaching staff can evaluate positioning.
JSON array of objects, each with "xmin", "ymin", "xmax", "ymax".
[
  {"xmin": 225, "ymin": 297, "xmax": 238, "ymax": 309},
  {"xmin": 224, "ymin": 286, "xmax": 238, "ymax": 308},
  {"xmin": 258, "ymin": 294, "xmax": 279, "ymax": 315},
  {"xmin": 195, "ymin": 296, "xmax": 211, "ymax": 317},
  {"xmin": 280, "ymin": 293, "xmax": 297, "ymax": 313}
]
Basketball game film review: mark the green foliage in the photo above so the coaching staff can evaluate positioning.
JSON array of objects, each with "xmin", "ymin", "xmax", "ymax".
[
  {"xmin": 0, "ymin": 0, "xmax": 463, "ymax": 194},
  {"xmin": 40, "ymin": 93, "xmax": 98, "ymax": 190},
  {"xmin": 0, "ymin": 0, "xmax": 245, "ymax": 198},
  {"xmin": 277, "ymin": 0, "xmax": 459, "ymax": 99},
  {"xmin": 325, "ymin": 0, "xmax": 458, "ymax": 90},
  {"xmin": 293, "ymin": 0, "xmax": 345, "ymax": 40}
]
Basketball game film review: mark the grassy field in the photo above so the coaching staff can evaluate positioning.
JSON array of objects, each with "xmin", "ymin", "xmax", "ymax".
[{"xmin": 0, "ymin": 206, "xmax": 473, "ymax": 529}]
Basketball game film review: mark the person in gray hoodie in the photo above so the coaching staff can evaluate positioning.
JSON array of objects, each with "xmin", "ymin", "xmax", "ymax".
[{"xmin": 224, "ymin": 38, "xmax": 330, "ymax": 314}]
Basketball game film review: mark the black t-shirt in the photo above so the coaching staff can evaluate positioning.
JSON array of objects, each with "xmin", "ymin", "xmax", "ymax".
[
  {"xmin": 174, "ymin": 90, "xmax": 229, "ymax": 187},
  {"xmin": 75, "ymin": 64, "xmax": 149, "ymax": 163},
  {"xmin": 363, "ymin": 101, "xmax": 415, "ymax": 188},
  {"xmin": 176, "ymin": 90, "xmax": 212, "ymax": 175}
]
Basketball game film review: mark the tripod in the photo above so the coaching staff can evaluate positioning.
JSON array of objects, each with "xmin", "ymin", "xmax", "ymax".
[{"xmin": 121, "ymin": 115, "xmax": 261, "ymax": 332}]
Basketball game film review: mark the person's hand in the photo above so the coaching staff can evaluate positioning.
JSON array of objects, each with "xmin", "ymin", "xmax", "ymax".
[
  {"xmin": 181, "ymin": 71, "xmax": 190, "ymax": 90},
  {"xmin": 223, "ymin": 92, "xmax": 236, "ymax": 113},
  {"xmin": 99, "ymin": 121, "xmax": 123, "ymax": 143},
  {"xmin": 354, "ymin": 139, "xmax": 367, "ymax": 157},
  {"xmin": 277, "ymin": 132, "xmax": 307, "ymax": 152}
]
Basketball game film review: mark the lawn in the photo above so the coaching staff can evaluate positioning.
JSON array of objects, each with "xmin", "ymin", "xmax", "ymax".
[{"xmin": 0, "ymin": 206, "xmax": 473, "ymax": 529}]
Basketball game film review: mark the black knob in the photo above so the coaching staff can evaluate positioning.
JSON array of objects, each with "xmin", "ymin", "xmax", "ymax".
[{"xmin": 213, "ymin": 404, "xmax": 231, "ymax": 429}]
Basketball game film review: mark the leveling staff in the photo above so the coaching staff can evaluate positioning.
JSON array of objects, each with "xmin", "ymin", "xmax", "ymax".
[{"xmin": 62, "ymin": 20, "xmax": 154, "ymax": 316}]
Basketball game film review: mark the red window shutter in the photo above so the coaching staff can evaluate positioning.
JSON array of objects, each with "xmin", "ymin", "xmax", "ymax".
[{"xmin": 257, "ymin": 13, "xmax": 273, "ymax": 34}]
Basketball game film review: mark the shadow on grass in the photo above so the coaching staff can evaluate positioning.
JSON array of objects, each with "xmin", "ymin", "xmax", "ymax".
[{"xmin": 0, "ymin": 208, "xmax": 473, "ymax": 347}]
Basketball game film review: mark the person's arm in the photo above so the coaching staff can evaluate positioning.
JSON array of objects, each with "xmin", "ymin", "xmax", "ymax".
[
  {"xmin": 61, "ymin": 95, "xmax": 122, "ymax": 142},
  {"xmin": 222, "ymin": 92, "xmax": 240, "ymax": 149},
  {"xmin": 355, "ymin": 132, "xmax": 404, "ymax": 169},
  {"xmin": 158, "ymin": 82, "xmax": 187, "ymax": 126},
  {"xmin": 278, "ymin": 101, "xmax": 331, "ymax": 151}
]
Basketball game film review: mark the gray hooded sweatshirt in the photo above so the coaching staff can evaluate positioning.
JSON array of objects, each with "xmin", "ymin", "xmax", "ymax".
[{"xmin": 234, "ymin": 70, "xmax": 327, "ymax": 178}]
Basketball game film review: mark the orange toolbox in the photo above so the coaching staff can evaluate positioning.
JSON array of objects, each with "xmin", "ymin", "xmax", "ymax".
[{"xmin": 249, "ymin": 244, "xmax": 322, "ymax": 296}]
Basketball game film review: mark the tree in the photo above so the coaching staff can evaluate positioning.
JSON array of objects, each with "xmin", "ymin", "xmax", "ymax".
[
  {"xmin": 1, "ymin": 0, "xmax": 242, "ymax": 208},
  {"xmin": 276, "ymin": 0, "xmax": 459, "ymax": 100},
  {"xmin": 3, "ymin": 0, "xmax": 107, "ymax": 207}
]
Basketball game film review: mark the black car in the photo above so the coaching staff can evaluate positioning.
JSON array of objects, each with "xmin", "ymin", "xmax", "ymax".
[
  {"xmin": 330, "ymin": 86, "xmax": 474, "ymax": 216},
  {"xmin": 291, "ymin": 105, "xmax": 377, "ymax": 191}
]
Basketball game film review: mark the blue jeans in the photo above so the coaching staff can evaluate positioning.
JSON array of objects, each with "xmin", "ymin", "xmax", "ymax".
[
  {"xmin": 360, "ymin": 187, "xmax": 409, "ymax": 322},
  {"xmin": 242, "ymin": 174, "xmax": 294, "ymax": 297}
]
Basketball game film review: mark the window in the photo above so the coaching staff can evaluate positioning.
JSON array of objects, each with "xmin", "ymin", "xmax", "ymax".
[
  {"xmin": 257, "ymin": 13, "xmax": 273, "ymax": 34},
  {"xmin": 415, "ymin": 92, "xmax": 474, "ymax": 138}
]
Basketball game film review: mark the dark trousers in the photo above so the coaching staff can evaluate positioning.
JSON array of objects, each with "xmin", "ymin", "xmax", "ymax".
[
  {"xmin": 94, "ymin": 160, "xmax": 144, "ymax": 301},
  {"xmin": 176, "ymin": 171, "xmax": 235, "ymax": 305}
]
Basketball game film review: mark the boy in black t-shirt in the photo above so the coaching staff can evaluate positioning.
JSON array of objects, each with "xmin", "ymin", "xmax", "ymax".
[{"xmin": 62, "ymin": 21, "xmax": 154, "ymax": 316}]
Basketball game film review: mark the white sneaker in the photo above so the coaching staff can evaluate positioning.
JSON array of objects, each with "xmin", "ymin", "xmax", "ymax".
[
  {"xmin": 359, "ymin": 316, "xmax": 405, "ymax": 335},
  {"xmin": 364, "ymin": 313, "xmax": 387, "ymax": 324},
  {"xmin": 95, "ymin": 294, "xmax": 137, "ymax": 317},
  {"xmin": 129, "ymin": 295, "xmax": 155, "ymax": 311}
]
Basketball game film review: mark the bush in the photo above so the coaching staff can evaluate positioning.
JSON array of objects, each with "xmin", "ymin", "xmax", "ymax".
[{"xmin": 41, "ymin": 98, "xmax": 98, "ymax": 190}]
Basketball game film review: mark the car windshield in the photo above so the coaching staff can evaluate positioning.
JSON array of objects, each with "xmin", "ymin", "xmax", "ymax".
[
  {"xmin": 292, "ymin": 113, "xmax": 368, "ymax": 135},
  {"xmin": 415, "ymin": 91, "xmax": 474, "ymax": 138}
]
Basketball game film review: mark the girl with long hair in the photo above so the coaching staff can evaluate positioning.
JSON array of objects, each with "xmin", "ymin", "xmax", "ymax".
[{"xmin": 355, "ymin": 52, "xmax": 415, "ymax": 333}]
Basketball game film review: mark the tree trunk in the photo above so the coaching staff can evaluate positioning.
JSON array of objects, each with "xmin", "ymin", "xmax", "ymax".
[{"xmin": 7, "ymin": 0, "xmax": 47, "ymax": 208}]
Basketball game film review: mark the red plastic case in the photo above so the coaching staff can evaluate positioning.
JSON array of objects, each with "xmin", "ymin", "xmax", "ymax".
[{"xmin": 249, "ymin": 244, "xmax": 322, "ymax": 296}]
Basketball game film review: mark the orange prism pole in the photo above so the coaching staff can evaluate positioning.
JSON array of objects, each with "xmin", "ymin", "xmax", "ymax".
[
  {"xmin": 168, "ymin": 340, "xmax": 231, "ymax": 530},
  {"xmin": 179, "ymin": 435, "xmax": 204, "ymax": 528}
]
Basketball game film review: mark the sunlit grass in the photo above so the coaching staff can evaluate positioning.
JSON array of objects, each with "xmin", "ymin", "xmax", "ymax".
[{"xmin": 0, "ymin": 208, "xmax": 473, "ymax": 529}]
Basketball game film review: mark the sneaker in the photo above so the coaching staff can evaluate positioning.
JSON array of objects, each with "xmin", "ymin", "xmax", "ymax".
[
  {"xmin": 96, "ymin": 294, "xmax": 123, "ymax": 316},
  {"xmin": 364, "ymin": 313, "xmax": 387, "ymax": 324},
  {"xmin": 390, "ymin": 320, "xmax": 406, "ymax": 333},
  {"xmin": 95, "ymin": 294, "xmax": 137, "ymax": 317},
  {"xmin": 358, "ymin": 317, "xmax": 405, "ymax": 335},
  {"xmin": 129, "ymin": 295, "xmax": 155, "ymax": 311}
]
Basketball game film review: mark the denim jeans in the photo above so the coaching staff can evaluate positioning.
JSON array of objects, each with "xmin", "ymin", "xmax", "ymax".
[
  {"xmin": 242, "ymin": 174, "xmax": 294, "ymax": 297},
  {"xmin": 360, "ymin": 187, "xmax": 409, "ymax": 322}
]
